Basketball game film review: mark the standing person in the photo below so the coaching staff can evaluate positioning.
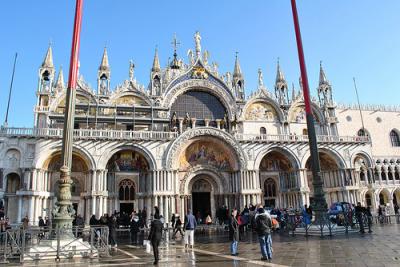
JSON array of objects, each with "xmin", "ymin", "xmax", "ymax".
[
  {"xmin": 229, "ymin": 209, "xmax": 239, "ymax": 256},
  {"xmin": 355, "ymin": 202, "xmax": 365, "ymax": 234},
  {"xmin": 148, "ymin": 212, "xmax": 163, "ymax": 265},
  {"xmin": 172, "ymin": 215, "xmax": 184, "ymax": 239},
  {"xmin": 108, "ymin": 214, "xmax": 118, "ymax": 248},
  {"xmin": 130, "ymin": 214, "xmax": 140, "ymax": 245},
  {"xmin": 302, "ymin": 205, "xmax": 311, "ymax": 225},
  {"xmin": 365, "ymin": 206, "xmax": 373, "ymax": 233},
  {"xmin": 184, "ymin": 209, "xmax": 197, "ymax": 249},
  {"xmin": 141, "ymin": 208, "xmax": 148, "ymax": 228},
  {"xmin": 255, "ymin": 207, "xmax": 273, "ymax": 262}
]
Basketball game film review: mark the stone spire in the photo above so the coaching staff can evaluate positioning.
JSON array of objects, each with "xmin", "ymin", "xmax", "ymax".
[
  {"xmin": 274, "ymin": 59, "xmax": 288, "ymax": 105},
  {"xmin": 233, "ymin": 52, "xmax": 242, "ymax": 78},
  {"xmin": 151, "ymin": 47, "xmax": 161, "ymax": 72},
  {"xmin": 319, "ymin": 61, "xmax": 329, "ymax": 85},
  {"xmin": 275, "ymin": 58, "xmax": 286, "ymax": 84},
  {"xmin": 99, "ymin": 47, "xmax": 110, "ymax": 71},
  {"xmin": 42, "ymin": 44, "xmax": 54, "ymax": 69},
  {"xmin": 55, "ymin": 66, "xmax": 65, "ymax": 89}
]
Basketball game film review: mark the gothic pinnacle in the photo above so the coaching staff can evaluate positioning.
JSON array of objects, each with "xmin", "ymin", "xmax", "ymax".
[
  {"xmin": 233, "ymin": 52, "xmax": 242, "ymax": 78},
  {"xmin": 55, "ymin": 66, "xmax": 65, "ymax": 88},
  {"xmin": 99, "ymin": 47, "xmax": 110, "ymax": 71},
  {"xmin": 275, "ymin": 58, "xmax": 286, "ymax": 83},
  {"xmin": 42, "ymin": 44, "xmax": 54, "ymax": 69},
  {"xmin": 152, "ymin": 47, "xmax": 161, "ymax": 72},
  {"xmin": 319, "ymin": 61, "xmax": 329, "ymax": 85}
]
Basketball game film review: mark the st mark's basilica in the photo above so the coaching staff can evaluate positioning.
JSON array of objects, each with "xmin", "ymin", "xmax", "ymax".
[{"xmin": 1, "ymin": 32, "xmax": 400, "ymax": 225}]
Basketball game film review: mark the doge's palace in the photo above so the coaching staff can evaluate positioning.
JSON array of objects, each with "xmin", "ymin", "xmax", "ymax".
[{"xmin": 1, "ymin": 32, "xmax": 400, "ymax": 225}]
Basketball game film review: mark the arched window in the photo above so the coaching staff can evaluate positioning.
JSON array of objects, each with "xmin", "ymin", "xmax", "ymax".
[
  {"xmin": 119, "ymin": 179, "xmax": 135, "ymax": 201},
  {"xmin": 381, "ymin": 172, "xmax": 387, "ymax": 180},
  {"xmin": 260, "ymin": 127, "xmax": 267, "ymax": 135},
  {"xmin": 359, "ymin": 171, "xmax": 365, "ymax": 181},
  {"xmin": 379, "ymin": 193, "xmax": 385, "ymax": 205},
  {"xmin": 388, "ymin": 171, "xmax": 394, "ymax": 180},
  {"xmin": 390, "ymin": 130, "xmax": 400, "ymax": 147},
  {"xmin": 357, "ymin": 128, "xmax": 368, "ymax": 136},
  {"xmin": 302, "ymin": 128, "xmax": 308, "ymax": 136},
  {"xmin": 264, "ymin": 178, "xmax": 276, "ymax": 197},
  {"xmin": 365, "ymin": 193, "xmax": 372, "ymax": 207}
]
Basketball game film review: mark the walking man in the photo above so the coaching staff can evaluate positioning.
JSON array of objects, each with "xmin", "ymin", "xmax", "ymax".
[
  {"xmin": 172, "ymin": 214, "xmax": 184, "ymax": 239},
  {"xmin": 184, "ymin": 209, "xmax": 197, "ymax": 249},
  {"xmin": 355, "ymin": 202, "xmax": 365, "ymax": 234},
  {"xmin": 148, "ymin": 213, "xmax": 163, "ymax": 265},
  {"xmin": 255, "ymin": 207, "xmax": 273, "ymax": 262},
  {"xmin": 229, "ymin": 209, "xmax": 239, "ymax": 256}
]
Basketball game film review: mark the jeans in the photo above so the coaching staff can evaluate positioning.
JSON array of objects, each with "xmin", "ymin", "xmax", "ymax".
[
  {"xmin": 258, "ymin": 234, "xmax": 272, "ymax": 259},
  {"xmin": 230, "ymin": 240, "xmax": 238, "ymax": 255}
]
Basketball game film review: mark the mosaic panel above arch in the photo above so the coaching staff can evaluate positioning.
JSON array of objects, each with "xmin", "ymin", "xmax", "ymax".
[
  {"xmin": 179, "ymin": 139, "xmax": 234, "ymax": 171},
  {"xmin": 245, "ymin": 102, "xmax": 278, "ymax": 121},
  {"xmin": 289, "ymin": 106, "xmax": 320, "ymax": 123},
  {"xmin": 107, "ymin": 150, "xmax": 149, "ymax": 172}
]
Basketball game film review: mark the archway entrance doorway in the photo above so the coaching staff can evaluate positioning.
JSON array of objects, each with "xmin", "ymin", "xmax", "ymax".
[{"xmin": 191, "ymin": 178, "xmax": 212, "ymax": 224}]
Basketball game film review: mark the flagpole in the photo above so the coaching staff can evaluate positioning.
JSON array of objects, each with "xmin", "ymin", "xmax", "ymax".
[
  {"xmin": 54, "ymin": 0, "xmax": 84, "ymax": 230},
  {"xmin": 4, "ymin": 53, "xmax": 18, "ymax": 127},
  {"xmin": 290, "ymin": 0, "xmax": 327, "ymax": 221},
  {"xmin": 353, "ymin": 77, "xmax": 365, "ymax": 135}
]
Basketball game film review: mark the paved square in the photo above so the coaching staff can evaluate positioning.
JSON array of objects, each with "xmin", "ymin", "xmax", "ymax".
[{"xmin": 6, "ymin": 224, "xmax": 400, "ymax": 267}]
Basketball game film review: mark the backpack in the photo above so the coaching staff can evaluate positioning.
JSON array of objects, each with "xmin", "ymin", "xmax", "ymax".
[{"xmin": 256, "ymin": 215, "xmax": 269, "ymax": 233}]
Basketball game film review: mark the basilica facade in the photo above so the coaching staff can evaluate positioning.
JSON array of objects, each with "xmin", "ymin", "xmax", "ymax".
[{"xmin": 1, "ymin": 32, "xmax": 400, "ymax": 225}]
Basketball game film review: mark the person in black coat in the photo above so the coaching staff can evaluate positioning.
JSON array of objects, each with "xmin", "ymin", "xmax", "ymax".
[
  {"xmin": 148, "ymin": 213, "xmax": 163, "ymax": 265},
  {"xmin": 130, "ymin": 214, "xmax": 140, "ymax": 245},
  {"xmin": 229, "ymin": 209, "xmax": 239, "ymax": 256},
  {"xmin": 108, "ymin": 214, "xmax": 118, "ymax": 248}
]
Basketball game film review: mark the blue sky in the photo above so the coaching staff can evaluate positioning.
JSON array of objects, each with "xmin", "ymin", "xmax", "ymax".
[{"xmin": 0, "ymin": 0, "xmax": 399, "ymax": 127}]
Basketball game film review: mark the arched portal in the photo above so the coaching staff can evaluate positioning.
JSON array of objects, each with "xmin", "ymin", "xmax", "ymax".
[
  {"xmin": 187, "ymin": 174, "xmax": 220, "ymax": 224},
  {"xmin": 106, "ymin": 149, "xmax": 149, "ymax": 215},
  {"xmin": 259, "ymin": 149, "xmax": 299, "ymax": 209},
  {"xmin": 305, "ymin": 150, "xmax": 344, "ymax": 205},
  {"xmin": 46, "ymin": 153, "xmax": 89, "ymax": 217}
]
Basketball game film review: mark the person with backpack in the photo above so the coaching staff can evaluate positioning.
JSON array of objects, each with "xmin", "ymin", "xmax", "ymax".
[{"xmin": 255, "ymin": 207, "xmax": 273, "ymax": 262}]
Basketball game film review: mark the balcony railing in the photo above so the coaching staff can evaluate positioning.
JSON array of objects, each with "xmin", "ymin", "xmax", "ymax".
[
  {"xmin": 0, "ymin": 127, "xmax": 370, "ymax": 144},
  {"xmin": 0, "ymin": 127, "xmax": 178, "ymax": 141},
  {"xmin": 234, "ymin": 133, "xmax": 370, "ymax": 144}
]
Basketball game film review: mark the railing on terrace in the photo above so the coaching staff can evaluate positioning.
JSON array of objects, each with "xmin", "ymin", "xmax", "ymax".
[
  {"xmin": 234, "ymin": 133, "xmax": 370, "ymax": 144},
  {"xmin": 0, "ymin": 127, "xmax": 178, "ymax": 141},
  {"xmin": 0, "ymin": 127, "xmax": 370, "ymax": 144}
]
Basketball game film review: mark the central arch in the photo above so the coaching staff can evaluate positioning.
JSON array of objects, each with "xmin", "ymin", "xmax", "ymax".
[{"xmin": 181, "ymin": 166, "xmax": 225, "ymax": 223}]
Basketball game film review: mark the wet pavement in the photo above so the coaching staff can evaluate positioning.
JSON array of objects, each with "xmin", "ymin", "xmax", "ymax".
[{"xmin": 5, "ymin": 224, "xmax": 400, "ymax": 266}]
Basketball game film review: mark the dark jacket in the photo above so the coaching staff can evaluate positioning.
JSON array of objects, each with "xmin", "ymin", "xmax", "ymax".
[
  {"xmin": 148, "ymin": 219, "xmax": 163, "ymax": 242},
  {"xmin": 130, "ymin": 218, "xmax": 140, "ymax": 233},
  {"xmin": 229, "ymin": 216, "xmax": 239, "ymax": 241},
  {"xmin": 255, "ymin": 212, "xmax": 272, "ymax": 236},
  {"xmin": 184, "ymin": 213, "xmax": 197, "ymax": 230}
]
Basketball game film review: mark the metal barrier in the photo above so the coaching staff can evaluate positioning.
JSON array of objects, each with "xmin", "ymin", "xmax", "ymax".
[
  {"xmin": 286, "ymin": 210, "xmax": 368, "ymax": 237},
  {"xmin": 0, "ymin": 226, "xmax": 110, "ymax": 263}
]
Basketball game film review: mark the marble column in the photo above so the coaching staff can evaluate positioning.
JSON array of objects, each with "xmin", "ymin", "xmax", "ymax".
[{"xmin": 204, "ymin": 119, "xmax": 210, "ymax": 127}]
